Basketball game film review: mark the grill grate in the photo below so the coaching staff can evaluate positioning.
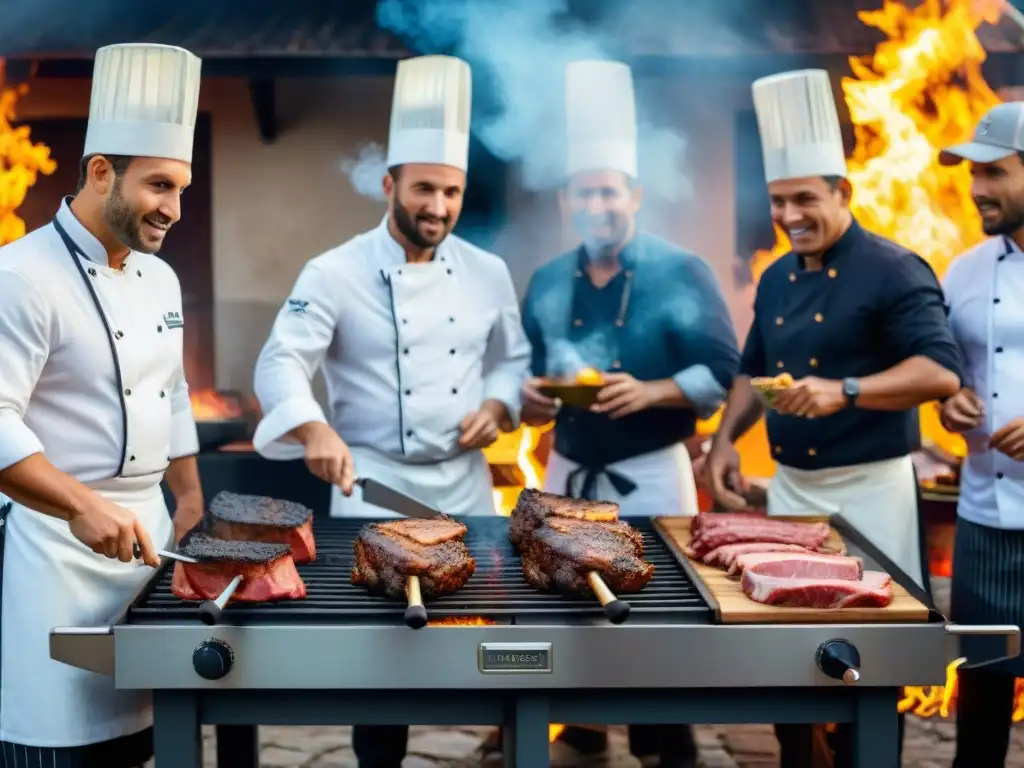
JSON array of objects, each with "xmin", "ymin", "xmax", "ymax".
[{"xmin": 127, "ymin": 516, "xmax": 711, "ymax": 625}]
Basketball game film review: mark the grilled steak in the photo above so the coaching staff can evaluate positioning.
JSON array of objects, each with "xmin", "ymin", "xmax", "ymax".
[
  {"xmin": 509, "ymin": 488, "xmax": 619, "ymax": 549},
  {"xmin": 208, "ymin": 491, "xmax": 316, "ymax": 564},
  {"xmin": 688, "ymin": 515, "xmax": 833, "ymax": 559},
  {"xmin": 170, "ymin": 533, "xmax": 307, "ymax": 602},
  {"xmin": 520, "ymin": 516, "xmax": 653, "ymax": 595},
  {"xmin": 741, "ymin": 567, "xmax": 893, "ymax": 609},
  {"xmin": 727, "ymin": 552, "xmax": 863, "ymax": 581},
  {"xmin": 350, "ymin": 515, "xmax": 475, "ymax": 600}
]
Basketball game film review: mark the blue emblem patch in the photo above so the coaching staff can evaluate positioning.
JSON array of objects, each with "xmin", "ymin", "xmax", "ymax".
[{"xmin": 287, "ymin": 298, "xmax": 310, "ymax": 315}]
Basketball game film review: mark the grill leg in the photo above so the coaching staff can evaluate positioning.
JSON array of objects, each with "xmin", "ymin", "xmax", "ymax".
[
  {"xmin": 848, "ymin": 687, "xmax": 899, "ymax": 768},
  {"xmin": 153, "ymin": 690, "xmax": 202, "ymax": 768},
  {"xmin": 502, "ymin": 694, "xmax": 550, "ymax": 768},
  {"xmin": 216, "ymin": 725, "xmax": 258, "ymax": 767}
]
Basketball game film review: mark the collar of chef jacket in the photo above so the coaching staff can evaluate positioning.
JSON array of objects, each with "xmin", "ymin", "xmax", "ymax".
[{"xmin": 55, "ymin": 195, "xmax": 128, "ymax": 268}]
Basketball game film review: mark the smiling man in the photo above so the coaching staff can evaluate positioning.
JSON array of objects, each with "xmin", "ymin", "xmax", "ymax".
[
  {"xmin": 0, "ymin": 43, "xmax": 204, "ymax": 767},
  {"xmin": 937, "ymin": 102, "xmax": 1024, "ymax": 767},
  {"xmin": 705, "ymin": 68, "xmax": 961, "ymax": 767},
  {"xmin": 251, "ymin": 55, "xmax": 530, "ymax": 768}
]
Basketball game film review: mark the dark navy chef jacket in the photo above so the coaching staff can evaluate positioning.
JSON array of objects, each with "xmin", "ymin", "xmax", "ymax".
[
  {"xmin": 740, "ymin": 218, "xmax": 962, "ymax": 470},
  {"xmin": 521, "ymin": 231, "xmax": 741, "ymax": 467}
]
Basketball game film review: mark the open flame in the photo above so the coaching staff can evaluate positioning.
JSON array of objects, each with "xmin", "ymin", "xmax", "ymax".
[
  {"xmin": 748, "ymin": 0, "xmax": 1019, "ymax": 717},
  {"xmin": 0, "ymin": 60, "xmax": 57, "ymax": 246},
  {"xmin": 190, "ymin": 389, "xmax": 244, "ymax": 421}
]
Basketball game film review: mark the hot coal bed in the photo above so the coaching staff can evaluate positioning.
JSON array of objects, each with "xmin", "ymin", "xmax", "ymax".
[{"xmin": 50, "ymin": 515, "xmax": 994, "ymax": 768}]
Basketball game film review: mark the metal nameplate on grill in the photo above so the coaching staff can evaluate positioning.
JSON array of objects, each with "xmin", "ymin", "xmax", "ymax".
[{"xmin": 478, "ymin": 642, "xmax": 552, "ymax": 674}]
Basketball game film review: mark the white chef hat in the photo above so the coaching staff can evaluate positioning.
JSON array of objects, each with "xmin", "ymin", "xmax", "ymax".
[
  {"xmin": 385, "ymin": 55, "xmax": 472, "ymax": 171},
  {"xmin": 751, "ymin": 69, "xmax": 847, "ymax": 183},
  {"xmin": 565, "ymin": 59, "xmax": 638, "ymax": 179},
  {"xmin": 83, "ymin": 43, "xmax": 202, "ymax": 164}
]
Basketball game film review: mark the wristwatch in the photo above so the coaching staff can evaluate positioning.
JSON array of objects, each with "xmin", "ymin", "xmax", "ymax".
[{"xmin": 842, "ymin": 377, "xmax": 861, "ymax": 408}]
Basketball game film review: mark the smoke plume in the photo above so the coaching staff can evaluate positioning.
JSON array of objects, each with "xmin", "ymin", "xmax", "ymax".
[{"xmin": 341, "ymin": 0, "xmax": 693, "ymax": 201}]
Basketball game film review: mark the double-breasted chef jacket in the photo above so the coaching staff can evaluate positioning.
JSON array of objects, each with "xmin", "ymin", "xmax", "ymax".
[
  {"xmin": 253, "ymin": 215, "xmax": 532, "ymax": 517},
  {"xmin": 0, "ymin": 197, "xmax": 198, "ymax": 747},
  {"xmin": 740, "ymin": 218, "xmax": 962, "ymax": 587},
  {"xmin": 521, "ymin": 231, "xmax": 741, "ymax": 516}
]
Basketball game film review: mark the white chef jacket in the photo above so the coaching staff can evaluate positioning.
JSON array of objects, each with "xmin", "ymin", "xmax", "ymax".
[
  {"xmin": 0, "ymin": 198, "xmax": 197, "ymax": 746},
  {"xmin": 943, "ymin": 235, "xmax": 1024, "ymax": 529},
  {"xmin": 253, "ymin": 215, "xmax": 531, "ymax": 516}
]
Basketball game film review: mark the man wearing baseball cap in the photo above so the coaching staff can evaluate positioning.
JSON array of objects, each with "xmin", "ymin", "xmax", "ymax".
[{"xmin": 938, "ymin": 101, "xmax": 1024, "ymax": 766}]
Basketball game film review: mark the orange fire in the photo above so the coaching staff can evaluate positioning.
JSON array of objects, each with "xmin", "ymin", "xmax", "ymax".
[
  {"xmin": 190, "ymin": 389, "xmax": 244, "ymax": 421},
  {"xmin": 747, "ymin": 0, "xmax": 1017, "ymax": 717},
  {"xmin": 0, "ymin": 60, "xmax": 57, "ymax": 246}
]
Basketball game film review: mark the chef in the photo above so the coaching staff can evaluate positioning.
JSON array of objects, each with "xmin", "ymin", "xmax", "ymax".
[
  {"xmin": 251, "ymin": 54, "xmax": 530, "ymax": 768},
  {"xmin": 519, "ymin": 59, "xmax": 740, "ymax": 768},
  {"xmin": 0, "ymin": 43, "xmax": 204, "ymax": 767},
  {"xmin": 936, "ymin": 102, "xmax": 1024, "ymax": 767},
  {"xmin": 704, "ymin": 68, "xmax": 962, "ymax": 766}
]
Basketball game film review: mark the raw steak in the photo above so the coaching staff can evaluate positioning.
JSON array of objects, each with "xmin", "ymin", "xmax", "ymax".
[
  {"xmin": 727, "ymin": 552, "xmax": 864, "ymax": 580},
  {"xmin": 208, "ymin": 491, "xmax": 316, "ymax": 564},
  {"xmin": 170, "ymin": 534, "xmax": 307, "ymax": 602},
  {"xmin": 350, "ymin": 515, "xmax": 475, "ymax": 600},
  {"xmin": 741, "ymin": 568, "xmax": 893, "ymax": 609},
  {"xmin": 689, "ymin": 518, "xmax": 832, "ymax": 559},
  {"xmin": 509, "ymin": 488, "xmax": 619, "ymax": 550},
  {"xmin": 702, "ymin": 542, "xmax": 815, "ymax": 568}
]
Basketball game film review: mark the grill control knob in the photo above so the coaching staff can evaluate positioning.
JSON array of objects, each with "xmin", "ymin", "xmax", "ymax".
[
  {"xmin": 193, "ymin": 638, "xmax": 234, "ymax": 680},
  {"xmin": 815, "ymin": 639, "xmax": 861, "ymax": 685}
]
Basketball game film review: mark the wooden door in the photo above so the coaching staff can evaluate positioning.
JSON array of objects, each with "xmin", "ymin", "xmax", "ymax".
[{"xmin": 14, "ymin": 114, "xmax": 215, "ymax": 389}]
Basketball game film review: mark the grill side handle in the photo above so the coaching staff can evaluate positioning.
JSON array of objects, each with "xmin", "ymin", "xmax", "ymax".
[
  {"xmin": 945, "ymin": 623, "xmax": 1022, "ymax": 671},
  {"xmin": 50, "ymin": 625, "xmax": 114, "ymax": 676}
]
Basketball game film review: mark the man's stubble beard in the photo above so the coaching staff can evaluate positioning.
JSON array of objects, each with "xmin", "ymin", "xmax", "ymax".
[
  {"xmin": 392, "ymin": 192, "xmax": 450, "ymax": 250},
  {"xmin": 103, "ymin": 177, "xmax": 159, "ymax": 255}
]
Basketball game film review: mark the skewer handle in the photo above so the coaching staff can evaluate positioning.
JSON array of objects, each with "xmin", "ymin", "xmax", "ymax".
[
  {"xmin": 199, "ymin": 575, "xmax": 243, "ymax": 625},
  {"xmin": 587, "ymin": 571, "xmax": 630, "ymax": 624},
  {"xmin": 404, "ymin": 575, "xmax": 428, "ymax": 629}
]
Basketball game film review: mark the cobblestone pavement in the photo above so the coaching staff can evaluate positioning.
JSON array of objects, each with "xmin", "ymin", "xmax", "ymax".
[{"xmin": 143, "ymin": 717, "xmax": 1024, "ymax": 766}]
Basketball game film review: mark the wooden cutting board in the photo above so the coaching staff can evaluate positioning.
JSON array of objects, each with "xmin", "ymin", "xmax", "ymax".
[{"xmin": 656, "ymin": 516, "xmax": 930, "ymax": 624}]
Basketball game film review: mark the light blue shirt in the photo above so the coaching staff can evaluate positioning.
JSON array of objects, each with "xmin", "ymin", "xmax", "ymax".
[{"xmin": 944, "ymin": 235, "xmax": 1024, "ymax": 529}]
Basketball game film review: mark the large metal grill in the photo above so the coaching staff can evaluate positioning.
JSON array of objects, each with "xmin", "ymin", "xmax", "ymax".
[{"xmin": 126, "ymin": 516, "xmax": 711, "ymax": 625}]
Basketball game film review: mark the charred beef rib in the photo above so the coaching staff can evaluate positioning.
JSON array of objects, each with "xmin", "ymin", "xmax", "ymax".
[
  {"xmin": 509, "ymin": 488, "xmax": 619, "ymax": 549},
  {"xmin": 351, "ymin": 515, "xmax": 476, "ymax": 600},
  {"xmin": 171, "ymin": 533, "xmax": 307, "ymax": 602},
  {"xmin": 520, "ymin": 516, "xmax": 653, "ymax": 595},
  {"xmin": 208, "ymin": 491, "xmax": 316, "ymax": 564}
]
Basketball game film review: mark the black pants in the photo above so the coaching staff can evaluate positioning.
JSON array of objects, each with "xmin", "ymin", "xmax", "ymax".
[
  {"xmin": 352, "ymin": 724, "xmax": 408, "ymax": 768},
  {"xmin": 774, "ymin": 716, "xmax": 904, "ymax": 767},
  {"xmin": 953, "ymin": 668, "xmax": 1016, "ymax": 767},
  {"xmin": 560, "ymin": 724, "xmax": 697, "ymax": 762},
  {"xmin": 0, "ymin": 727, "xmax": 152, "ymax": 768}
]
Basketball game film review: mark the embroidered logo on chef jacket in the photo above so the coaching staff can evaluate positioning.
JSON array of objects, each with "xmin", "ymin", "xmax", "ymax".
[
  {"xmin": 287, "ymin": 298, "xmax": 309, "ymax": 315},
  {"xmin": 163, "ymin": 311, "xmax": 184, "ymax": 329}
]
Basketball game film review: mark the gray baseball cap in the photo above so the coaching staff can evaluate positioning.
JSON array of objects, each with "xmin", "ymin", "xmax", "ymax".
[{"xmin": 939, "ymin": 102, "xmax": 1024, "ymax": 165}]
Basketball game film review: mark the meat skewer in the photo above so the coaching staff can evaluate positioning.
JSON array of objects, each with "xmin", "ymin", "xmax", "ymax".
[
  {"xmin": 199, "ymin": 575, "xmax": 244, "ymax": 625},
  {"xmin": 350, "ymin": 516, "xmax": 475, "ymax": 630},
  {"xmin": 404, "ymin": 575, "xmax": 428, "ymax": 629}
]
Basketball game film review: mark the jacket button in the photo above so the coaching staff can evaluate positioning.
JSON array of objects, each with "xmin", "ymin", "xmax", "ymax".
[
  {"xmin": 776, "ymin": 317, "xmax": 784, "ymax": 326},
  {"xmin": 402, "ymin": 318, "xmax": 408, "ymax": 324},
  {"xmin": 449, "ymin": 349, "xmax": 456, "ymax": 355},
  {"xmin": 137, "ymin": 270, "xmax": 142, "ymax": 277},
  {"xmin": 451, "ymin": 387, "xmax": 458, "ymax": 395},
  {"xmin": 810, "ymin": 358, "xmax": 818, "ymax": 367},
  {"xmin": 994, "ymin": 298, "xmax": 1001, "ymax": 304},
  {"xmin": 449, "ymin": 317, "xmax": 455, "ymax": 323},
  {"xmin": 789, "ymin": 273, "xmax": 796, "ymax": 282},
  {"xmin": 773, "ymin": 445, "xmax": 782, "ymax": 455},
  {"xmin": 573, "ymin": 319, "xmax": 583, "ymax": 327},
  {"xmin": 124, "ymin": 389, "xmax": 132, "ymax": 396},
  {"xmin": 157, "ymin": 326, "xmax": 163, "ymax": 333},
  {"xmin": 996, "ymin": 346, "xmax": 1004, "ymax": 353},
  {"xmin": 88, "ymin": 268, "xmax": 97, "ymax": 277},
  {"xmin": 994, "ymin": 392, "xmax": 999, "ymax": 398},
  {"xmin": 777, "ymin": 361, "xmax": 784, "ymax": 368},
  {"xmin": 998, "ymin": 472, "xmax": 1005, "ymax": 479},
  {"xmin": 615, "ymin": 319, "xmax": 625, "ymax": 327},
  {"xmin": 814, "ymin": 313, "xmax": 824, "ymax": 323},
  {"xmin": 129, "ymin": 455, "xmax": 136, "ymax": 461},
  {"xmin": 446, "ymin": 269, "xmax": 453, "ymax": 275},
  {"xmin": 807, "ymin": 448, "xmax": 817, "ymax": 456},
  {"xmin": 406, "ymin": 429, "xmax": 413, "ymax": 438},
  {"xmin": 612, "ymin": 360, "xmax": 621, "ymax": 369},
  {"xmin": 828, "ymin": 268, "xmax": 838, "ymax": 278},
  {"xmin": 159, "ymin": 391, "xmax": 166, "ymax": 398},
  {"xmin": 404, "ymin": 389, "xmax": 411, "ymax": 396},
  {"xmin": 115, "ymin": 330, "xmax": 124, "ymax": 339},
  {"xmin": 403, "ymin": 348, "xmax": 409, "ymax": 355}
]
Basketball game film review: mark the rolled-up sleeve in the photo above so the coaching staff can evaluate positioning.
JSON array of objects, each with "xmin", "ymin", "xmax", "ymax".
[
  {"xmin": 482, "ymin": 261, "xmax": 532, "ymax": 429},
  {"xmin": 883, "ymin": 254, "xmax": 962, "ymax": 379},
  {"xmin": 252, "ymin": 260, "xmax": 338, "ymax": 460},
  {"xmin": 669, "ymin": 258, "xmax": 741, "ymax": 417},
  {"xmin": 0, "ymin": 271, "xmax": 50, "ymax": 471}
]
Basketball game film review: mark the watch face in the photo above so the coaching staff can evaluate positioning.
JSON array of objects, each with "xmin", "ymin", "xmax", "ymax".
[{"xmin": 843, "ymin": 379, "xmax": 859, "ymax": 398}]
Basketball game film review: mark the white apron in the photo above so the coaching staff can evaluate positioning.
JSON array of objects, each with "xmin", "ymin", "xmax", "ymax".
[
  {"xmin": 0, "ymin": 476, "xmax": 173, "ymax": 747},
  {"xmin": 768, "ymin": 455, "xmax": 924, "ymax": 589},
  {"xmin": 543, "ymin": 443, "xmax": 699, "ymax": 517}
]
